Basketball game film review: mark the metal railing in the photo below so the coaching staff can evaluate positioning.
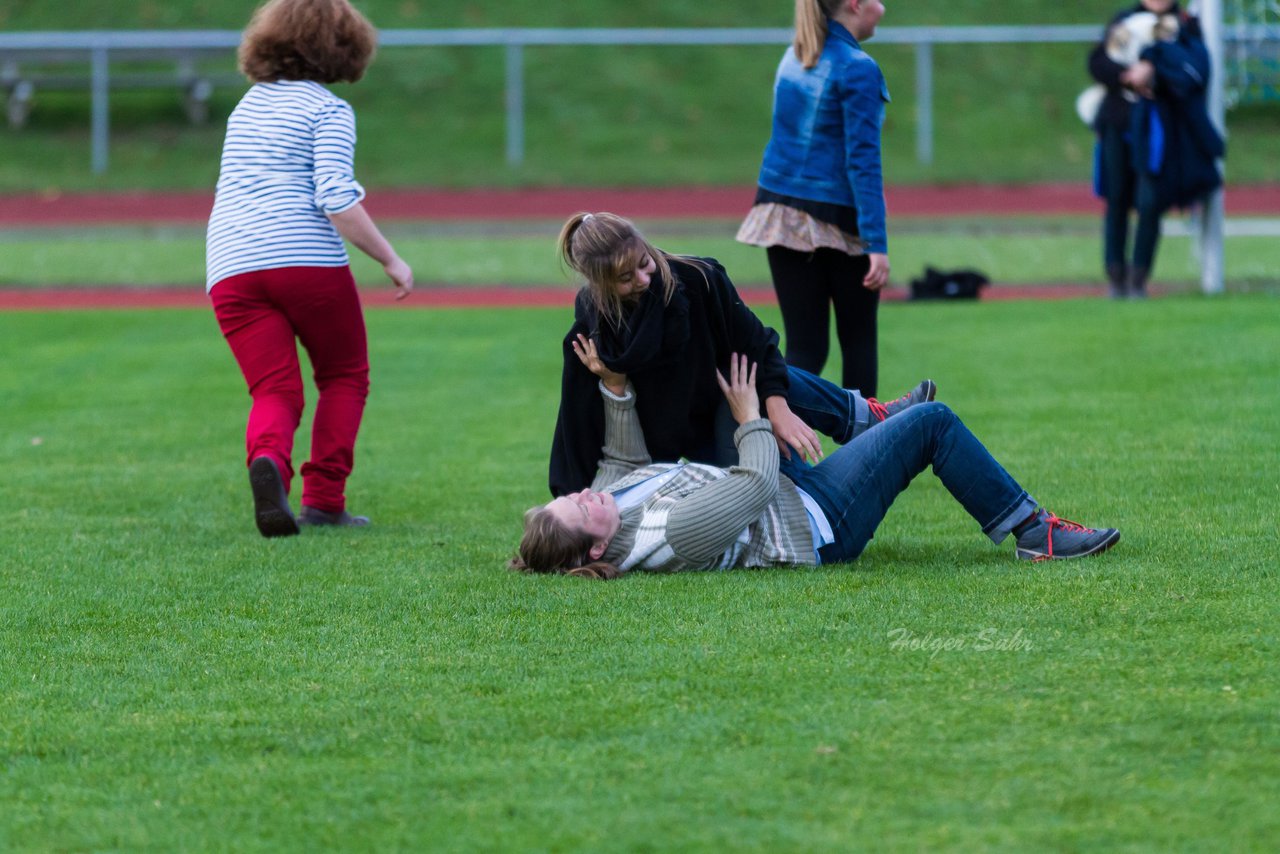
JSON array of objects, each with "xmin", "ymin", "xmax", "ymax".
[{"xmin": 0, "ymin": 25, "xmax": 1270, "ymax": 174}]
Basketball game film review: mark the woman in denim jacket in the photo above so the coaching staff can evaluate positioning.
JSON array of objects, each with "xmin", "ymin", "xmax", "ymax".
[{"xmin": 738, "ymin": 0, "xmax": 889, "ymax": 397}]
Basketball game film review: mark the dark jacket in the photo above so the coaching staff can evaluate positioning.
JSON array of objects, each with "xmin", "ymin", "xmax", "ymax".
[
  {"xmin": 548, "ymin": 257, "xmax": 789, "ymax": 497},
  {"xmin": 1088, "ymin": 4, "xmax": 1175, "ymax": 131},
  {"xmin": 1088, "ymin": 4, "xmax": 1223, "ymax": 210},
  {"xmin": 1131, "ymin": 15, "xmax": 1225, "ymax": 209}
]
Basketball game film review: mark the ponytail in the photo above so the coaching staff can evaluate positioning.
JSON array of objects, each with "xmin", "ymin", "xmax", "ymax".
[
  {"xmin": 509, "ymin": 557, "xmax": 623, "ymax": 581},
  {"xmin": 794, "ymin": 0, "xmax": 842, "ymax": 69},
  {"xmin": 555, "ymin": 211, "xmax": 591, "ymax": 272}
]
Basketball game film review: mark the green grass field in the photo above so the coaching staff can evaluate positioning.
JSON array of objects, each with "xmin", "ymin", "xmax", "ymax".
[
  {"xmin": 2, "ymin": 297, "xmax": 1277, "ymax": 850},
  {"xmin": 3, "ymin": 1, "xmax": 1277, "ymax": 846},
  {"xmin": 2, "ymin": 0, "xmax": 1277, "ymax": 192}
]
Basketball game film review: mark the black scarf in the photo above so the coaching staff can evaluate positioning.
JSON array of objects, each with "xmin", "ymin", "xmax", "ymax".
[{"xmin": 586, "ymin": 282, "xmax": 690, "ymax": 376}]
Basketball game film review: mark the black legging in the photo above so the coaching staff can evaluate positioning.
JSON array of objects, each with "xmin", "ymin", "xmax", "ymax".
[{"xmin": 766, "ymin": 245, "xmax": 880, "ymax": 398}]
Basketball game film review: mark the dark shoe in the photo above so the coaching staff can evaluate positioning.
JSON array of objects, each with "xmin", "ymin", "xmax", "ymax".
[
  {"xmin": 867, "ymin": 379, "xmax": 937, "ymax": 422},
  {"xmin": 249, "ymin": 456, "xmax": 299, "ymax": 538},
  {"xmin": 1127, "ymin": 267, "xmax": 1149, "ymax": 300},
  {"xmin": 299, "ymin": 505, "xmax": 370, "ymax": 527},
  {"xmin": 1106, "ymin": 263, "xmax": 1128, "ymax": 299},
  {"xmin": 1015, "ymin": 511, "xmax": 1120, "ymax": 561}
]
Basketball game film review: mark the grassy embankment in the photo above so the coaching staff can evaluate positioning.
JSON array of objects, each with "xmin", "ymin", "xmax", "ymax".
[{"xmin": 1, "ymin": 0, "xmax": 1276, "ymax": 192}]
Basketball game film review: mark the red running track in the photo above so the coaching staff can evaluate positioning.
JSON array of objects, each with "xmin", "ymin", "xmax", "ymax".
[
  {"xmin": 1, "ymin": 183, "xmax": 1278, "ymax": 226},
  {"xmin": 0, "ymin": 283, "xmax": 1120, "ymax": 311}
]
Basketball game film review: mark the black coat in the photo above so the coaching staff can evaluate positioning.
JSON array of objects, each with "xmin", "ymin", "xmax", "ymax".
[
  {"xmin": 1087, "ymin": 4, "xmax": 1176, "ymax": 132},
  {"xmin": 1130, "ymin": 17, "xmax": 1225, "ymax": 210},
  {"xmin": 548, "ymin": 257, "xmax": 789, "ymax": 497},
  {"xmin": 1088, "ymin": 5, "xmax": 1224, "ymax": 210}
]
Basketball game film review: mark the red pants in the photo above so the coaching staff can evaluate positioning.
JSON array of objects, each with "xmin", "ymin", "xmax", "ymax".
[{"xmin": 211, "ymin": 266, "xmax": 369, "ymax": 513}]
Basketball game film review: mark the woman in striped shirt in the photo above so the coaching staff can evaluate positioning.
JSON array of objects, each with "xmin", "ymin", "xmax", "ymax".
[{"xmin": 207, "ymin": 0, "xmax": 412, "ymax": 538}]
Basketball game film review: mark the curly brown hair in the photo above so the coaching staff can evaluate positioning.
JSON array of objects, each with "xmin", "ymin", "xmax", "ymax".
[{"xmin": 238, "ymin": 0, "xmax": 378, "ymax": 84}]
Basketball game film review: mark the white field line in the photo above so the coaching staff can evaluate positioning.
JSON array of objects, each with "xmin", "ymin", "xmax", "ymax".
[{"xmin": 1165, "ymin": 217, "xmax": 1280, "ymax": 237}]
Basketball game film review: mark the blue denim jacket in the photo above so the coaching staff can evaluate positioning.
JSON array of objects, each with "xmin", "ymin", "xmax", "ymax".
[{"xmin": 756, "ymin": 21, "xmax": 890, "ymax": 253}]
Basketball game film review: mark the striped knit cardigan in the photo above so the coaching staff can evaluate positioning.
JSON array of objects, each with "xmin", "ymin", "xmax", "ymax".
[{"xmin": 593, "ymin": 383, "xmax": 816, "ymax": 572}]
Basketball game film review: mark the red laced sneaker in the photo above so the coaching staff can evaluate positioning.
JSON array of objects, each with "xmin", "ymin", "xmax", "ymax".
[
  {"xmin": 867, "ymin": 379, "xmax": 937, "ymax": 422},
  {"xmin": 1015, "ymin": 511, "xmax": 1120, "ymax": 561}
]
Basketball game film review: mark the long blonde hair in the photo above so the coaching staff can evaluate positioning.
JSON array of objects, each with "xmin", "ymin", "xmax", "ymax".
[
  {"xmin": 794, "ymin": 0, "xmax": 846, "ymax": 69},
  {"xmin": 508, "ymin": 506, "xmax": 622, "ymax": 580},
  {"xmin": 556, "ymin": 212, "xmax": 679, "ymax": 330}
]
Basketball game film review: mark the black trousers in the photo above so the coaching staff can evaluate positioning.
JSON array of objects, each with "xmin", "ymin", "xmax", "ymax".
[
  {"xmin": 767, "ymin": 245, "xmax": 880, "ymax": 398},
  {"xmin": 1100, "ymin": 123, "xmax": 1163, "ymax": 276}
]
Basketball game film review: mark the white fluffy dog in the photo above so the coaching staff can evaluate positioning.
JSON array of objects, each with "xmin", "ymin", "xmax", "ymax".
[{"xmin": 1077, "ymin": 11, "xmax": 1181, "ymax": 125}]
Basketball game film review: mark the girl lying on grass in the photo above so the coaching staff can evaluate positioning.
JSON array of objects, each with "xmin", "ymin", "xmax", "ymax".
[
  {"xmin": 515, "ymin": 350, "xmax": 1120, "ymax": 579},
  {"xmin": 549, "ymin": 211, "xmax": 932, "ymax": 498}
]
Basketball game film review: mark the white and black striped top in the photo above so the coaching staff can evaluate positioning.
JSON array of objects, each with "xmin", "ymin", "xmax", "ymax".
[{"xmin": 206, "ymin": 80, "xmax": 365, "ymax": 290}]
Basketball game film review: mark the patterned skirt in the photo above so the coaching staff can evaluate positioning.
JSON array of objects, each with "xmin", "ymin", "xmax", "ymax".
[{"xmin": 735, "ymin": 203, "xmax": 864, "ymax": 256}]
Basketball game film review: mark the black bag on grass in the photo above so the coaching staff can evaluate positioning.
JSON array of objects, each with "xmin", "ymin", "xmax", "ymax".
[{"xmin": 909, "ymin": 266, "xmax": 989, "ymax": 301}]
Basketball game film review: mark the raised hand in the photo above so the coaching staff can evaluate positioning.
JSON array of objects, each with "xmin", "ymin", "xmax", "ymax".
[
  {"xmin": 715, "ymin": 352, "xmax": 761, "ymax": 426},
  {"xmin": 572, "ymin": 333, "xmax": 627, "ymax": 395}
]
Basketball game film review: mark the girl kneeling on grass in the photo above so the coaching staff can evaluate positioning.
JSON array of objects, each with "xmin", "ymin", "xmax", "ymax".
[
  {"xmin": 207, "ymin": 0, "xmax": 413, "ymax": 538},
  {"xmin": 515, "ymin": 351, "xmax": 1120, "ymax": 579},
  {"xmin": 549, "ymin": 211, "xmax": 934, "ymax": 498}
]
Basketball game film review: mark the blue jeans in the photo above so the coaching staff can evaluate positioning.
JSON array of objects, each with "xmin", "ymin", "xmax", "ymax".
[
  {"xmin": 779, "ymin": 402, "xmax": 1038, "ymax": 564},
  {"xmin": 711, "ymin": 365, "xmax": 870, "ymax": 464}
]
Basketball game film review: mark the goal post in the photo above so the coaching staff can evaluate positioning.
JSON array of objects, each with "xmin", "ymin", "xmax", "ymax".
[{"xmin": 1195, "ymin": 0, "xmax": 1227, "ymax": 294}]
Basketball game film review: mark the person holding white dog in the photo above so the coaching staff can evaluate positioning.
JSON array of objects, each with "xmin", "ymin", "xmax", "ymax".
[{"xmin": 1085, "ymin": 1, "xmax": 1224, "ymax": 298}]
